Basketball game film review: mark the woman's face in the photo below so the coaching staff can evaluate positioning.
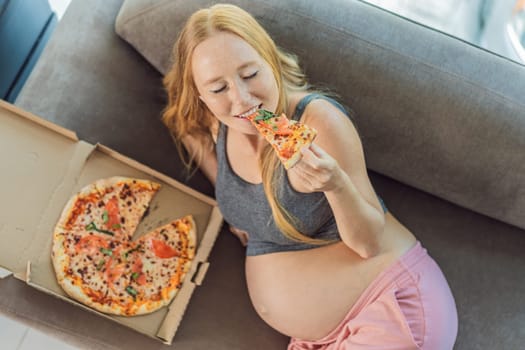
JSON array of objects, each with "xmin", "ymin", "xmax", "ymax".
[{"xmin": 191, "ymin": 31, "xmax": 279, "ymax": 135}]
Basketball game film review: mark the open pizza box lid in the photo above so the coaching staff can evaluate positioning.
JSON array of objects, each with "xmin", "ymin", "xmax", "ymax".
[{"xmin": 0, "ymin": 100, "xmax": 223, "ymax": 344}]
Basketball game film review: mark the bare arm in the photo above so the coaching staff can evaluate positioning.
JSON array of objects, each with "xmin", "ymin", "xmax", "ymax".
[{"xmin": 290, "ymin": 100, "xmax": 385, "ymax": 258}]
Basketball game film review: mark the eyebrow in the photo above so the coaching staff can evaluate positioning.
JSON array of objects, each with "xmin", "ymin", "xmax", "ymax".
[{"xmin": 202, "ymin": 61, "xmax": 258, "ymax": 85}]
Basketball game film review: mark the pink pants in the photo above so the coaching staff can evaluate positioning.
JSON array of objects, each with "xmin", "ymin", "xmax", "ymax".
[{"xmin": 288, "ymin": 242, "xmax": 458, "ymax": 350}]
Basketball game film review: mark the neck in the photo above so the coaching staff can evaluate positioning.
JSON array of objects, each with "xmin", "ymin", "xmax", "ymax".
[
  {"xmin": 245, "ymin": 133, "xmax": 267, "ymax": 156},
  {"xmin": 229, "ymin": 127, "xmax": 266, "ymax": 155}
]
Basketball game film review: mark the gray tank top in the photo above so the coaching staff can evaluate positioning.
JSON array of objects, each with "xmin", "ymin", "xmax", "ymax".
[{"xmin": 215, "ymin": 93, "xmax": 386, "ymax": 256}]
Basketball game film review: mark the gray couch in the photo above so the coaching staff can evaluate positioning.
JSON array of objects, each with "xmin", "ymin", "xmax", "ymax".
[{"xmin": 3, "ymin": 0, "xmax": 525, "ymax": 349}]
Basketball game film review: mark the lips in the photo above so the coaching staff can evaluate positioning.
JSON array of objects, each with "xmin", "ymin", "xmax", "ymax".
[{"xmin": 236, "ymin": 105, "xmax": 261, "ymax": 119}]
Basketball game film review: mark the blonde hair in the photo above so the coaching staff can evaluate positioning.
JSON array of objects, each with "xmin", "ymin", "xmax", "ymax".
[{"xmin": 162, "ymin": 4, "xmax": 328, "ymax": 245}]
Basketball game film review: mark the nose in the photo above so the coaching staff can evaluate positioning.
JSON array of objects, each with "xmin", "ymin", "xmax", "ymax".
[{"xmin": 228, "ymin": 77, "xmax": 251, "ymax": 107}]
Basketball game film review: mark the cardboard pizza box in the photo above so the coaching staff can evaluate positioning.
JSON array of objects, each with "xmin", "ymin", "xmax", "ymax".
[{"xmin": 0, "ymin": 100, "xmax": 223, "ymax": 345}]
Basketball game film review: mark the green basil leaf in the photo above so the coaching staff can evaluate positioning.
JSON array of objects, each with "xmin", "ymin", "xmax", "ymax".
[
  {"xmin": 96, "ymin": 259, "xmax": 105, "ymax": 270},
  {"xmin": 85, "ymin": 222, "xmax": 114, "ymax": 236},
  {"xmin": 99, "ymin": 247, "xmax": 113, "ymax": 256},
  {"xmin": 126, "ymin": 286, "xmax": 138, "ymax": 298},
  {"xmin": 255, "ymin": 109, "xmax": 276, "ymax": 121}
]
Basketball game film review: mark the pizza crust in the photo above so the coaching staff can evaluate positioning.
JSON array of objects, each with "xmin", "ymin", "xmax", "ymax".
[{"xmin": 282, "ymin": 145, "xmax": 307, "ymax": 169}]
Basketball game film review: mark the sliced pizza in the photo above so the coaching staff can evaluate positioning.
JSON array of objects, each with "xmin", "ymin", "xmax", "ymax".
[
  {"xmin": 248, "ymin": 109, "xmax": 317, "ymax": 169},
  {"xmin": 55, "ymin": 177, "xmax": 160, "ymax": 239},
  {"xmin": 52, "ymin": 177, "xmax": 196, "ymax": 316}
]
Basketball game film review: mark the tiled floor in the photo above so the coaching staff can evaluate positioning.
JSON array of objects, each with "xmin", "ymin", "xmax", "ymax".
[
  {"xmin": 0, "ymin": 313, "xmax": 80, "ymax": 350},
  {"xmin": 0, "ymin": 268, "xmax": 80, "ymax": 349}
]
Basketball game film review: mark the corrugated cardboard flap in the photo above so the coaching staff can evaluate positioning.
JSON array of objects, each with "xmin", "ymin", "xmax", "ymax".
[
  {"xmin": 156, "ymin": 206, "xmax": 222, "ymax": 343},
  {"xmin": 0, "ymin": 101, "xmax": 94, "ymax": 278}
]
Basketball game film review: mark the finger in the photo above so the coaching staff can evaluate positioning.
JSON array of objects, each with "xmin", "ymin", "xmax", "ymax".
[
  {"xmin": 307, "ymin": 142, "xmax": 328, "ymax": 158},
  {"xmin": 289, "ymin": 163, "xmax": 316, "ymax": 186},
  {"xmin": 293, "ymin": 159, "xmax": 318, "ymax": 179},
  {"xmin": 229, "ymin": 226, "xmax": 249, "ymax": 246},
  {"xmin": 299, "ymin": 146, "xmax": 322, "ymax": 168},
  {"xmin": 303, "ymin": 142, "xmax": 333, "ymax": 163},
  {"xmin": 300, "ymin": 147, "xmax": 332, "ymax": 173},
  {"xmin": 229, "ymin": 226, "xmax": 242, "ymax": 236},
  {"xmin": 239, "ymin": 232, "xmax": 249, "ymax": 246}
]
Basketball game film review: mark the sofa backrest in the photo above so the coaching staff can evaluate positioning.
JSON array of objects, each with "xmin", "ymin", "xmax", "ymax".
[{"xmin": 116, "ymin": 0, "xmax": 525, "ymax": 230}]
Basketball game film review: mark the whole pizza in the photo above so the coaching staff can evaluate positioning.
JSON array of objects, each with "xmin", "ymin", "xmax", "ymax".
[{"xmin": 51, "ymin": 177, "xmax": 196, "ymax": 316}]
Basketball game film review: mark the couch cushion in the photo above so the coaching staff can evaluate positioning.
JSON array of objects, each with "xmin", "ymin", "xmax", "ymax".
[{"xmin": 115, "ymin": 0, "xmax": 525, "ymax": 231}]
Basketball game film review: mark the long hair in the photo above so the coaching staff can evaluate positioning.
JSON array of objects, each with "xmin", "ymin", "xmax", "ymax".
[{"xmin": 162, "ymin": 4, "xmax": 328, "ymax": 244}]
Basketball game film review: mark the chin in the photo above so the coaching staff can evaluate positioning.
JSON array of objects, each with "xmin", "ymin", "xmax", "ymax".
[
  {"xmin": 241, "ymin": 126, "xmax": 260, "ymax": 135},
  {"xmin": 229, "ymin": 118, "xmax": 257, "ymax": 133}
]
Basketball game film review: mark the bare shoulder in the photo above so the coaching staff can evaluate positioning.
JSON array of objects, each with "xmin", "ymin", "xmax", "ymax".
[
  {"xmin": 299, "ymin": 97, "xmax": 384, "ymax": 212},
  {"xmin": 300, "ymin": 97, "xmax": 362, "ymax": 159}
]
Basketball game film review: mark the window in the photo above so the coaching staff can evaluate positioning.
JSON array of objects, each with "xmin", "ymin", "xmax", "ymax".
[
  {"xmin": 508, "ymin": 0, "xmax": 525, "ymax": 61},
  {"xmin": 361, "ymin": 0, "xmax": 525, "ymax": 65}
]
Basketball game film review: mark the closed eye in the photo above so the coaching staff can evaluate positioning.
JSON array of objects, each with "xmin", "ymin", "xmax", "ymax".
[
  {"xmin": 211, "ymin": 85, "xmax": 227, "ymax": 94},
  {"xmin": 210, "ymin": 71, "xmax": 258, "ymax": 93},
  {"xmin": 243, "ymin": 71, "xmax": 258, "ymax": 79}
]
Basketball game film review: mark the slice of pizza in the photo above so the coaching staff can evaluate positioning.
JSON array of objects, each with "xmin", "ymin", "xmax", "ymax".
[
  {"xmin": 248, "ymin": 109, "xmax": 317, "ymax": 169},
  {"xmin": 52, "ymin": 178, "xmax": 197, "ymax": 316},
  {"xmin": 94, "ymin": 177, "xmax": 161, "ymax": 240},
  {"xmin": 55, "ymin": 177, "xmax": 160, "ymax": 240}
]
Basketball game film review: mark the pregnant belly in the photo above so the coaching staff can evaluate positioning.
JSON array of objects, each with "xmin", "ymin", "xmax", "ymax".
[{"xmin": 245, "ymin": 242, "xmax": 402, "ymax": 341}]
